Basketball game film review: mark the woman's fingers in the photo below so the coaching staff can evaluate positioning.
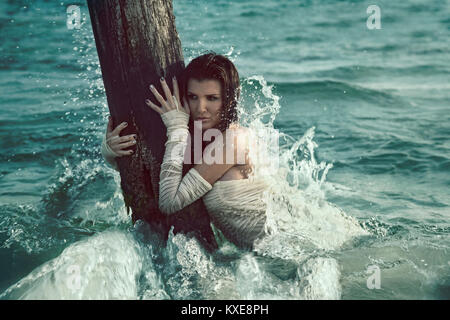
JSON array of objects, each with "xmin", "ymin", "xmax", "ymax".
[
  {"xmin": 106, "ymin": 116, "xmax": 115, "ymax": 139},
  {"xmin": 146, "ymin": 99, "xmax": 163, "ymax": 114},
  {"xmin": 115, "ymin": 149, "xmax": 134, "ymax": 156},
  {"xmin": 112, "ymin": 134, "xmax": 136, "ymax": 144},
  {"xmin": 148, "ymin": 77, "xmax": 186, "ymax": 114},
  {"xmin": 160, "ymin": 77, "xmax": 175, "ymax": 108},
  {"xmin": 172, "ymin": 77, "xmax": 184, "ymax": 113},
  {"xmin": 108, "ymin": 134, "xmax": 135, "ymax": 146},
  {"xmin": 149, "ymin": 84, "xmax": 168, "ymax": 110},
  {"xmin": 117, "ymin": 135, "xmax": 136, "ymax": 143},
  {"xmin": 106, "ymin": 116, "xmax": 113, "ymax": 135},
  {"xmin": 117, "ymin": 140, "xmax": 137, "ymax": 149},
  {"xmin": 172, "ymin": 77, "xmax": 180, "ymax": 105},
  {"xmin": 183, "ymin": 96, "xmax": 190, "ymax": 115},
  {"xmin": 111, "ymin": 121, "xmax": 128, "ymax": 137}
]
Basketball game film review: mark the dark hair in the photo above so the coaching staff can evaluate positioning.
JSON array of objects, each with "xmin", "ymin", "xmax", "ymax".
[{"xmin": 182, "ymin": 52, "xmax": 240, "ymax": 132}]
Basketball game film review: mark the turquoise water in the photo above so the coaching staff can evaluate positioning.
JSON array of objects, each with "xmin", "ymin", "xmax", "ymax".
[{"xmin": 0, "ymin": 0, "xmax": 449, "ymax": 299}]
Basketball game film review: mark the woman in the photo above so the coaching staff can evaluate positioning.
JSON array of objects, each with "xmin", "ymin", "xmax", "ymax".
[
  {"xmin": 102, "ymin": 54, "xmax": 360, "ymax": 296},
  {"xmin": 102, "ymin": 53, "xmax": 269, "ymax": 250}
]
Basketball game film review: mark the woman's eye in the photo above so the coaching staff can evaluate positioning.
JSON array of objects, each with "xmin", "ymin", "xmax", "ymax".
[
  {"xmin": 208, "ymin": 96, "xmax": 219, "ymax": 101},
  {"xmin": 187, "ymin": 94, "xmax": 197, "ymax": 100}
]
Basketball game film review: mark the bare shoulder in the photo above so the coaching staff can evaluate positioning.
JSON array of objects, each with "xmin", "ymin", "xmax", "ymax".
[{"xmin": 217, "ymin": 126, "xmax": 254, "ymax": 180}]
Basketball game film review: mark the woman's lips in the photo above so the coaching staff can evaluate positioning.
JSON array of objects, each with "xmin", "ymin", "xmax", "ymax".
[{"xmin": 196, "ymin": 117, "xmax": 210, "ymax": 121}]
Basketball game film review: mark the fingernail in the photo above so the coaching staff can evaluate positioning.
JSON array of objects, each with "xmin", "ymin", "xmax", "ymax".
[
  {"xmin": 145, "ymin": 99, "xmax": 150, "ymax": 104},
  {"xmin": 150, "ymin": 84, "xmax": 154, "ymax": 89},
  {"xmin": 160, "ymin": 77, "xmax": 164, "ymax": 82},
  {"xmin": 124, "ymin": 122, "xmax": 128, "ymax": 126},
  {"xmin": 173, "ymin": 76, "xmax": 176, "ymax": 80}
]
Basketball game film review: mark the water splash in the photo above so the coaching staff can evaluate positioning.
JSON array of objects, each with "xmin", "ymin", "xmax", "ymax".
[
  {"xmin": 162, "ymin": 228, "xmax": 239, "ymax": 299},
  {"xmin": 240, "ymin": 74, "xmax": 368, "ymax": 248},
  {"xmin": 1, "ymin": 230, "xmax": 145, "ymax": 299},
  {"xmin": 238, "ymin": 75, "xmax": 369, "ymax": 298},
  {"xmin": 41, "ymin": 156, "xmax": 130, "ymax": 226}
]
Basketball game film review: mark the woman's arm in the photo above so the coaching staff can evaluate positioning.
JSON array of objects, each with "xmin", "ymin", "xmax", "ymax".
[
  {"xmin": 157, "ymin": 109, "xmax": 214, "ymax": 214},
  {"xmin": 147, "ymin": 77, "xmax": 241, "ymax": 214}
]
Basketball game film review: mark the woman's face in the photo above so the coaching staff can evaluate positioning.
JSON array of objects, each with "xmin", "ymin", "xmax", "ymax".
[{"xmin": 186, "ymin": 78, "xmax": 223, "ymax": 131}]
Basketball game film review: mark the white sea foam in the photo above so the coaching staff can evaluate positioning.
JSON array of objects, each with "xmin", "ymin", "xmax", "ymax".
[
  {"xmin": 238, "ymin": 75, "xmax": 369, "ymax": 299},
  {"xmin": 0, "ymin": 230, "xmax": 162, "ymax": 299}
]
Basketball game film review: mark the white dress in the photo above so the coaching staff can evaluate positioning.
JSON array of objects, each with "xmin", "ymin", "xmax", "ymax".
[{"xmin": 202, "ymin": 177, "xmax": 269, "ymax": 250}]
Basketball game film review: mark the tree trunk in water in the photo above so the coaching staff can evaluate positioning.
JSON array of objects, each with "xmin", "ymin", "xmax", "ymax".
[{"xmin": 87, "ymin": 0, "xmax": 218, "ymax": 252}]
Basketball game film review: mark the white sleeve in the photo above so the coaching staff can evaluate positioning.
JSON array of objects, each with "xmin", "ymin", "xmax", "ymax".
[
  {"xmin": 101, "ymin": 134, "xmax": 119, "ymax": 171},
  {"xmin": 158, "ymin": 110, "xmax": 213, "ymax": 214}
]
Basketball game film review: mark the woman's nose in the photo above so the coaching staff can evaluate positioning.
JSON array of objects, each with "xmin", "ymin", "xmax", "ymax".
[{"xmin": 198, "ymin": 99, "xmax": 207, "ymax": 112}]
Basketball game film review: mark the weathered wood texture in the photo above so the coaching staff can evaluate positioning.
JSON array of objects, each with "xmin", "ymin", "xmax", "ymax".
[{"xmin": 87, "ymin": 0, "xmax": 217, "ymax": 251}]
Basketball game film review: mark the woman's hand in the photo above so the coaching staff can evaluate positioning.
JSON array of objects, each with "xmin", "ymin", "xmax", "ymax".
[
  {"xmin": 145, "ymin": 77, "xmax": 190, "ymax": 118},
  {"xmin": 105, "ymin": 117, "xmax": 137, "ymax": 157}
]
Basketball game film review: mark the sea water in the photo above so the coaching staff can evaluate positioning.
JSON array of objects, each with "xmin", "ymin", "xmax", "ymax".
[{"xmin": 0, "ymin": 0, "xmax": 449, "ymax": 299}]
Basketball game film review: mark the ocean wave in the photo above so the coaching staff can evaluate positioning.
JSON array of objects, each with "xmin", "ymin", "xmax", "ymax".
[
  {"xmin": 347, "ymin": 143, "xmax": 450, "ymax": 175},
  {"xmin": 270, "ymin": 79, "xmax": 400, "ymax": 106},
  {"xmin": 328, "ymin": 64, "xmax": 447, "ymax": 78}
]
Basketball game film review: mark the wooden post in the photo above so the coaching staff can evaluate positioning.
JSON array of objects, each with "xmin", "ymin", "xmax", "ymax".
[{"xmin": 87, "ymin": 0, "xmax": 217, "ymax": 252}]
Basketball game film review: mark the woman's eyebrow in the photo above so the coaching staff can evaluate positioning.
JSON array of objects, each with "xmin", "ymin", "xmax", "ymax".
[{"xmin": 187, "ymin": 91, "xmax": 221, "ymax": 96}]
